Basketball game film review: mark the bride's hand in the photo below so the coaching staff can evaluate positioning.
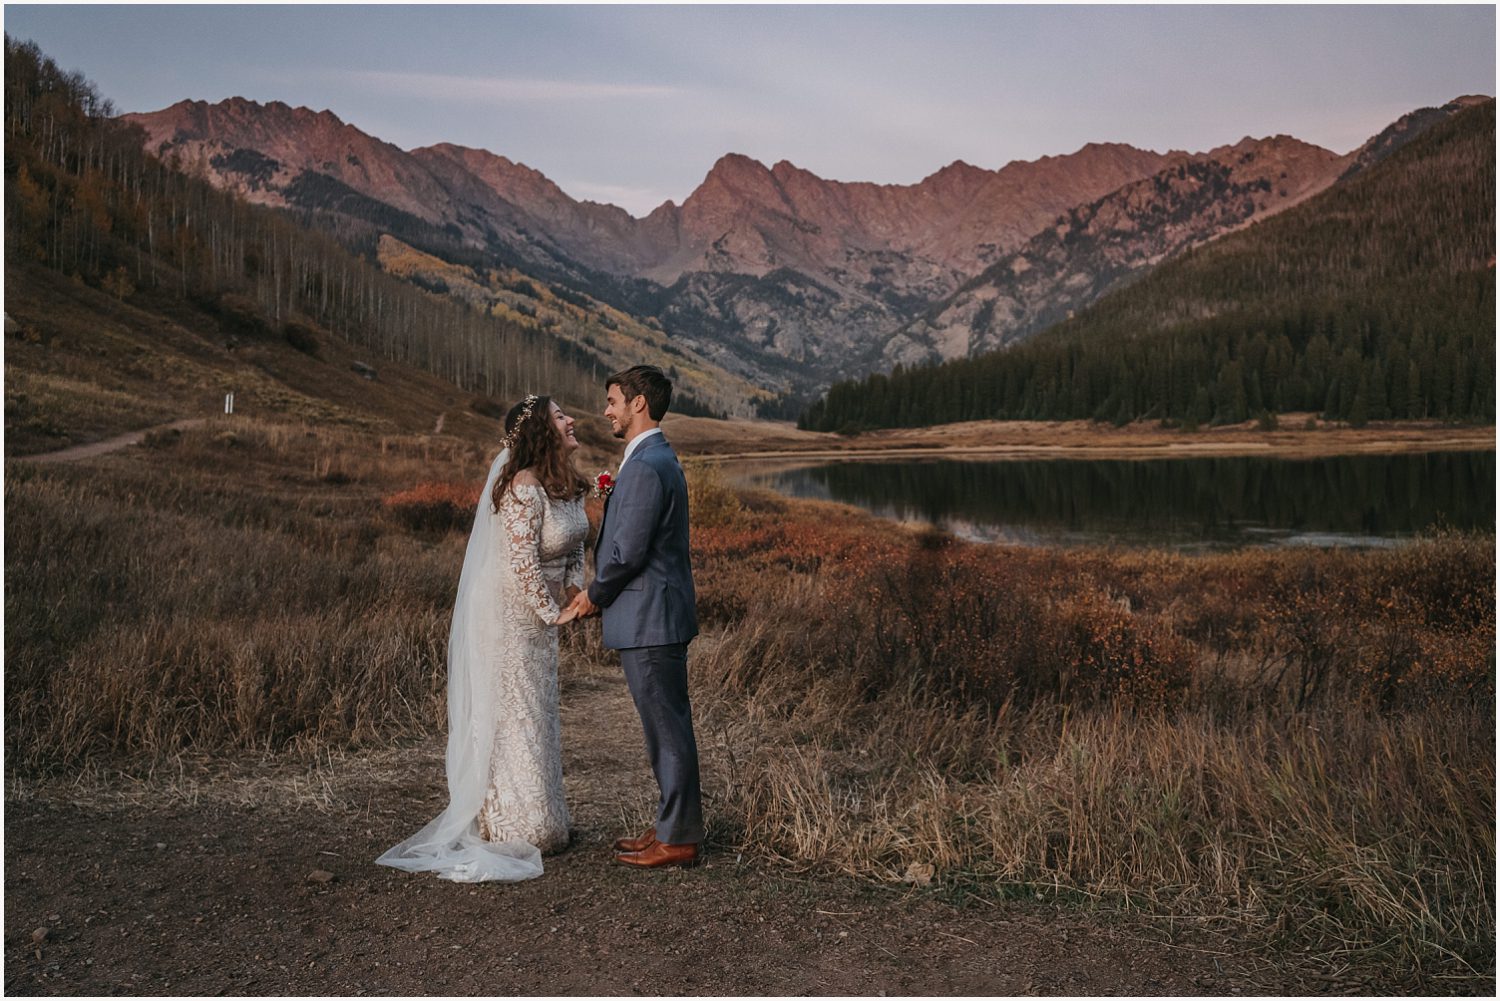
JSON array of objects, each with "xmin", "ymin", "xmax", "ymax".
[{"xmin": 555, "ymin": 606, "xmax": 578, "ymax": 626}]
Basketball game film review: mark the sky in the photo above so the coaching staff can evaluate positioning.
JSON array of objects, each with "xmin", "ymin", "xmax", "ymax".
[{"xmin": 4, "ymin": 4, "xmax": 1495, "ymax": 217}]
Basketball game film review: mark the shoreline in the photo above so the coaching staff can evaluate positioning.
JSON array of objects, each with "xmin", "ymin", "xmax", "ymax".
[
  {"xmin": 664, "ymin": 414, "xmax": 1495, "ymax": 462},
  {"xmin": 684, "ymin": 437, "xmax": 1496, "ymax": 463}
]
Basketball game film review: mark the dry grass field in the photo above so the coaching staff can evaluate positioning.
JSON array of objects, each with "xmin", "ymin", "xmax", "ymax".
[{"xmin": 6, "ymin": 413, "xmax": 1493, "ymax": 992}]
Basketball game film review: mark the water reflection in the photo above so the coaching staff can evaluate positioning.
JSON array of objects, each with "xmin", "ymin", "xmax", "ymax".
[{"xmin": 728, "ymin": 451, "xmax": 1495, "ymax": 550}]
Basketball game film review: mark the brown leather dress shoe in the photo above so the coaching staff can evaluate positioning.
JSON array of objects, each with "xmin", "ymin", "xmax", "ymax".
[
  {"xmin": 614, "ymin": 840, "xmax": 700, "ymax": 869},
  {"xmin": 612, "ymin": 827, "xmax": 658, "ymax": 853}
]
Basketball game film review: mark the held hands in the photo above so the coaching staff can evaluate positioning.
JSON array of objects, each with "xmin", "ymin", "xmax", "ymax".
[{"xmin": 555, "ymin": 587, "xmax": 598, "ymax": 626}]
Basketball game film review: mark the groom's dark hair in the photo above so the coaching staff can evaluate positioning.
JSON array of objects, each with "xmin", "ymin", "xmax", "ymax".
[{"xmin": 608, "ymin": 364, "xmax": 673, "ymax": 421}]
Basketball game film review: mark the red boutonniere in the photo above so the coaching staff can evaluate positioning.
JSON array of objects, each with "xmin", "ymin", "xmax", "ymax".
[{"xmin": 593, "ymin": 471, "xmax": 615, "ymax": 499}]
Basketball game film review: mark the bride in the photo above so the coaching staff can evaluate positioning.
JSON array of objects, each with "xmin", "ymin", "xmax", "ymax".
[{"xmin": 378, "ymin": 393, "xmax": 591, "ymax": 882}]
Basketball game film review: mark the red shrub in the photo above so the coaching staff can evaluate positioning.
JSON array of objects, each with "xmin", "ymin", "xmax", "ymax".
[{"xmin": 383, "ymin": 481, "xmax": 482, "ymax": 533}]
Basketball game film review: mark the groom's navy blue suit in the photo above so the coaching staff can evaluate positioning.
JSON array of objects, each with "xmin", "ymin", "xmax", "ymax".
[{"xmin": 587, "ymin": 431, "xmax": 702, "ymax": 845}]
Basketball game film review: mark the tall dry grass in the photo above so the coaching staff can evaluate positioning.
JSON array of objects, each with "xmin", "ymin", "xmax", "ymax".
[
  {"xmin": 6, "ymin": 419, "xmax": 486, "ymax": 764},
  {"xmin": 5, "ymin": 426, "xmax": 1492, "ymax": 989},
  {"xmin": 681, "ymin": 467, "xmax": 1493, "ymax": 990}
]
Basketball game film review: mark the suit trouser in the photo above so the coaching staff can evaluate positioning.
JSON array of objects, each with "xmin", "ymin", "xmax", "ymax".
[{"xmin": 618, "ymin": 643, "xmax": 703, "ymax": 845}]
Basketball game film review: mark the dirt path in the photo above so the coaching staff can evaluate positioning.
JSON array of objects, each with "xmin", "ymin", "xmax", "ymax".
[
  {"xmin": 6, "ymin": 667, "xmax": 1316, "ymax": 996},
  {"xmin": 15, "ymin": 419, "xmax": 207, "ymax": 464}
]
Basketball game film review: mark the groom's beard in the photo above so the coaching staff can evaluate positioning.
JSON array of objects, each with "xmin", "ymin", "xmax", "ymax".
[{"xmin": 611, "ymin": 426, "xmax": 626, "ymax": 439}]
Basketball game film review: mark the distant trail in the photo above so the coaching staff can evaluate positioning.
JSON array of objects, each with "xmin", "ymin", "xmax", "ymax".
[{"xmin": 15, "ymin": 418, "xmax": 206, "ymax": 464}]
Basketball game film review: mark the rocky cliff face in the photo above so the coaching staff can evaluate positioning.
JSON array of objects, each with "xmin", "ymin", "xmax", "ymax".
[
  {"xmin": 126, "ymin": 98, "xmax": 462, "ymax": 223},
  {"xmin": 122, "ymin": 99, "xmax": 616, "ymax": 285},
  {"xmin": 613, "ymin": 144, "xmax": 1176, "ymax": 383},
  {"xmin": 880, "ymin": 136, "xmax": 1351, "ymax": 366},
  {"xmin": 410, "ymin": 143, "xmax": 670, "ymax": 275}
]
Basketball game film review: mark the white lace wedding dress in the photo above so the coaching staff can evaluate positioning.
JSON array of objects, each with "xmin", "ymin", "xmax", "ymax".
[{"xmin": 377, "ymin": 450, "xmax": 588, "ymax": 882}]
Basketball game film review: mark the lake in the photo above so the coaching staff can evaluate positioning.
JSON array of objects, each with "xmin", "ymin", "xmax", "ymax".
[{"xmin": 726, "ymin": 450, "xmax": 1496, "ymax": 551}]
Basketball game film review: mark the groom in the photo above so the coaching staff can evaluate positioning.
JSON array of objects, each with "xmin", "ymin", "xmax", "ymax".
[{"xmin": 563, "ymin": 365, "xmax": 703, "ymax": 868}]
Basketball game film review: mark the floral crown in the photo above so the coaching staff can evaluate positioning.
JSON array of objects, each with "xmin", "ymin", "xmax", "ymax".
[{"xmin": 502, "ymin": 394, "xmax": 540, "ymax": 450}]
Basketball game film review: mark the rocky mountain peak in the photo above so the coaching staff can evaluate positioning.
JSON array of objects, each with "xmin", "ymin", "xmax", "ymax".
[
  {"xmin": 769, "ymin": 159, "xmax": 813, "ymax": 182},
  {"xmin": 699, "ymin": 152, "xmax": 775, "ymax": 187},
  {"xmin": 127, "ymin": 96, "xmax": 375, "ymax": 154},
  {"xmin": 414, "ymin": 142, "xmax": 564, "ymax": 198},
  {"xmin": 926, "ymin": 159, "xmax": 988, "ymax": 182},
  {"xmin": 708, "ymin": 151, "xmax": 770, "ymax": 173},
  {"xmin": 1021, "ymin": 141, "xmax": 1163, "ymax": 168},
  {"xmin": 686, "ymin": 153, "xmax": 787, "ymax": 214},
  {"xmin": 123, "ymin": 95, "xmax": 465, "ymax": 226},
  {"xmin": 917, "ymin": 159, "xmax": 993, "ymax": 199},
  {"xmin": 419, "ymin": 141, "xmax": 516, "ymax": 170},
  {"xmin": 1208, "ymin": 134, "xmax": 1330, "ymax": 160}
]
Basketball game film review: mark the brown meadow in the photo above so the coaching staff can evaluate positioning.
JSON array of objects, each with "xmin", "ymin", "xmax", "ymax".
[{"xmin": 5, "ymin": 420, "xmax": 1493, "ymax": 990}]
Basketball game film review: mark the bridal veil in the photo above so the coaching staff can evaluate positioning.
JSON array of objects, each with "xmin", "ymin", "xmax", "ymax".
[{"xmin": 376, "ymin": 448, "xmax": 545, "ymax": 882}]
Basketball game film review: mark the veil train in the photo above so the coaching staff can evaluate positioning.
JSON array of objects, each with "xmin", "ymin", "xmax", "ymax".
[{"xmin": 376, "ymin": 448, "xmax": 544, "ymax": 882}]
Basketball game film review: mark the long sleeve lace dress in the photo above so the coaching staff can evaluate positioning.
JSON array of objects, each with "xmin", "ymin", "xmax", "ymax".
[{"xmin": 474, "ymin": 482, "xmax": 589, "ymax": 852}]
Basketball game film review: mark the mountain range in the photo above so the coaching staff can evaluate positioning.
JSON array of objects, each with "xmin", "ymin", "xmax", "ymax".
[
  {"xmin": 123, "ymin": 95, "xmax": 1489, "ymax": 405},
  {"xmin": 802, "ymin": 98, "xmax": 1495, "ymax": 431},
  {"xmin": 882, "ymin": 95, "xmax": 1493, "ymax": 369}
]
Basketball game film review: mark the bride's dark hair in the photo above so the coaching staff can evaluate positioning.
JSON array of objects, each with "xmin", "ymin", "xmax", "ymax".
[{"xmin": 491, "ymin": 394, "xmax": 588, "ymax": 511}]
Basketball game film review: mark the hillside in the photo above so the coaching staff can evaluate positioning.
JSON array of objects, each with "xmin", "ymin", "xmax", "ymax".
[
  {"xmin": 374, "ymin": 235, "xmax": 763, "ymax": 417},
  {"xmin": 1, "ymin": 38, "xmax": 625, "ymax": 458},
  {"xmin": 5, "ymin": 257, "xmax": 617, "ymax": 466},
  {"xmin": 803, "ymin": 100, "xmax": 1496, "ymax": 431}
]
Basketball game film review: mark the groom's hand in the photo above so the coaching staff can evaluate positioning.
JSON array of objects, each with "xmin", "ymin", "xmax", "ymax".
[{"xmin": 564, "ymin": 590, "xmax": 599, "ymax": 620}]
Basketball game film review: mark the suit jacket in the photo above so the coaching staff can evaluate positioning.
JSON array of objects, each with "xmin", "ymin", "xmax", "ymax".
[{"xmin": 588, "ymin": 433, "xmax": 698, "ymax": 650}]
